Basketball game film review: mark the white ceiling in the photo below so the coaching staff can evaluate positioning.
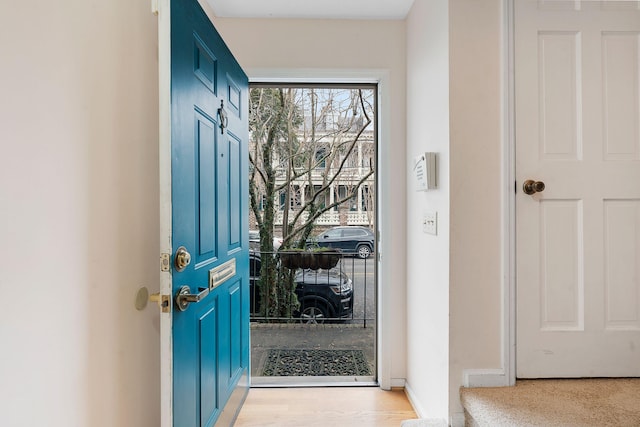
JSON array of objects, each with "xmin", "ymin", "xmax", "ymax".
[{"xmin": 207, "ymin": 0, "xmax": 416, "ymax": 20}]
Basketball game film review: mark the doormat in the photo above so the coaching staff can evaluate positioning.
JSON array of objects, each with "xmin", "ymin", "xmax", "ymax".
[{"xmin": 262, "ymin": 349, "xmax": 372, "ymax": 376}]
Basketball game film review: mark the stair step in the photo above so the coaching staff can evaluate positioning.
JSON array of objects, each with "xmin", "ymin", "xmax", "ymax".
[{"xmin": 460, "ymin": 379, "xmax": 640, "ymax": 427}]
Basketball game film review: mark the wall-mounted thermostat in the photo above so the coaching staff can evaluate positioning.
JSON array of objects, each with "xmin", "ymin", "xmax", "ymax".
[{"xmin": 414, "ymin": 152, "xmax": 437, "ymax": 191}]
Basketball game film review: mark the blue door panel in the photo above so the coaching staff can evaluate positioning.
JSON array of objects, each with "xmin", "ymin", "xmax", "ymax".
[
  {"xmin": 172, "ymin": 317, "xmax": 197, "ymax": 427},
  {"xmin": 199, "ymin": 303, "xmax": 219, "ymax": 427},
  {"xmin": 216, "ymin": 131, "xmax": 229, "ymax": 253},
  {"xmin": 171, "ymin": 0, "xmax": 249, "ymax": 425},
  {"xmin": 228, "ymin": 134, "xmax": 241, "ymax": 250},
  {"xmin": 217, "ymin": 279, "xmax": 243, "ymax": 403},
  {"xmin": 195, "ymin": 111, "xmax": 217, "ymax": 261},
  {"xmin": 193, "ymin": 34, "xmax": 217, "ymax": 94},
  {"xmin": 228, "ymin": 281, "xmax": 243, "ymax": 380},
  {"xmin": 226, "ymin": 75, "xmax": 241, "ymax": 117}
]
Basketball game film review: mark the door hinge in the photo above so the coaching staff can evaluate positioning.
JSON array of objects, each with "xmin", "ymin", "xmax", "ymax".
[
  {"xmin": 160, "ymin": 253, "xmax": 171, "ymax": 272},
  {"xmin": 151, "ymin": 0, "xmax": 158, "ymax": 15},
  {"xmin": 149, "ymin": 293, "xmax": 171, "ymax": 313}
]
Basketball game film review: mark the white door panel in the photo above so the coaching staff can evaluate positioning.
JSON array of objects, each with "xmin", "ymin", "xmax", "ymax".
[{"xmin": 516, "ymin": 0, "xmax": 640, "ymax": 378}]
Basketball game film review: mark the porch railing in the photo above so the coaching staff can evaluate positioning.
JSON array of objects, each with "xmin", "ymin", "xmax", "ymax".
[
  {"xmin": 248, "ymin": 250, "xmax": 374, "ymax": 328},
  {"xmin": 274, "ymin": 210, "xmax": 371, "ymax": 226}
]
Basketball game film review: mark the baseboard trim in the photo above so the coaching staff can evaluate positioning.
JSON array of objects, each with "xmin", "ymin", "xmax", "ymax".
[
  {"xmin": 404, "ymin": 382, "xmax": 426, "ymax": 418},
  {"xmin": 450, "ymin": 411, "xmax": 466, "ymax": 427},
  {"xmin": 391, "ymin": 378, "xmax": 406, "ymax": 389},
  {"xmin": 463, "ymin": 369, "xmax": 512, "ymax": 388}
]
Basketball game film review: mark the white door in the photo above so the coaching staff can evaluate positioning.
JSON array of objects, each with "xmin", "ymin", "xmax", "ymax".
[{"xmin": 516, "ymin": 0, "xmax": 640, "ymax": 377}]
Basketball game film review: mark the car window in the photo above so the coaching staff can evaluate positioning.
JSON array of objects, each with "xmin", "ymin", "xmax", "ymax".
[
  {"xmin": 323, "ymin": 229, "xmax": 342, "ymax": 238},
  {"xmin": 343, "ymin": 229, "xmax": 365, "ymax": 237}
]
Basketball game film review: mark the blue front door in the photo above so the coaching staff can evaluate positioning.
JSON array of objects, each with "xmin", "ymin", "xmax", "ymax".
[{"xmin": 171, "ymin": 0, "xmax": 249, "ymax": 425}]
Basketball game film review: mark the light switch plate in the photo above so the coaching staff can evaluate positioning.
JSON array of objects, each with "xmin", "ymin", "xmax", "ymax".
[{"xmin": 423, "ymin": 212, "xmax": 437, "ymax": 235}]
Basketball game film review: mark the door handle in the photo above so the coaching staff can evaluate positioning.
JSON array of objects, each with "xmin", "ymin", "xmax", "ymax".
[
  {"xmin": 175, "ymin": 285, "xmax": 209, "ymax": 311},
  {"xmin": 523, "ymin": 179, "xmax": 545, "ymax": 195}
]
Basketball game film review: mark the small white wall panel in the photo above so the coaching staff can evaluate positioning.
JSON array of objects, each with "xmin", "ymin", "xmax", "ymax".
[
  {"xmin": 540, "ymin": 200, "xmax": 584, "ymax": 330},
  {"xmin": 537, "ymin": 0, "xmax": 581, "ymax": 12},
  {"xmin": 605, "ymin": 200, "xmax": 640, "ymax": 330},
  {"xmin": 602, "ymin": 32, "xmax": 640, "ymax": 161},
  {"xmin": 601, "ymin": 1, "xmax": 640, "ymax": 11},
  {"xmin": 538, "ymin": 32, "xmax": 583, "ymax": 160}
]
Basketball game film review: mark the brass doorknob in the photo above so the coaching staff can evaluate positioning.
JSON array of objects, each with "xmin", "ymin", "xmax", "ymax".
[
  {"xmin": 523, "ymin": 179, "xmax": 545, "ymax": 195},
  {"xmin": 174, "ymin": 246, "xmax": 191, "ymax": 272}
]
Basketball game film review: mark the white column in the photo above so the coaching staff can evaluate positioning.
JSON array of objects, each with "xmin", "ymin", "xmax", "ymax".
[
  {"xmin": 358, "ymin": 141, "xmax": 363, "ymax": 176},
  {"xmin": 330, "ymin": 186, "xmax": 335, "ymax": 210}
]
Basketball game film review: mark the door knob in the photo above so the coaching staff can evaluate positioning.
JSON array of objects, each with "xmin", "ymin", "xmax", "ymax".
[
  {"xmin": 175, "ymin": 285, "xmax": 210, "ymax": 311},
  {"xmin": 174, "ymin": 246, "xmax": 191, "ymax": 272},
  {"xmin": 523, "ymin": 179, "xmax": 545, "ymax": 195}
]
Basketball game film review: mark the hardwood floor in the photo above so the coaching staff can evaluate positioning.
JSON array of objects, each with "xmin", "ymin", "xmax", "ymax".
[{"xmin": 234, "ymin": 387, "xmax": 417, "ymax": 427}]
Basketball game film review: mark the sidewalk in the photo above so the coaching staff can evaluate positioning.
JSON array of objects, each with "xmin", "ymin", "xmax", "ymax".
[{"xmin": 250, "ymin": 322, "xmax": 376, "ymax": 377}]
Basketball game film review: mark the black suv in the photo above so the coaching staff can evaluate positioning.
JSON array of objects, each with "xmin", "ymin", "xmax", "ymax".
[
  {"xmin": 249, "ymin": 252, "xmax": 353, "ymax": 323},
  {"xmin": 307, "ymin": 226, "xmax": 375, "ymax": 259}
]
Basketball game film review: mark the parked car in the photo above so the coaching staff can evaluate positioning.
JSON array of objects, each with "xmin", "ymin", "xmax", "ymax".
[
  {"xmin": 307, "ymin": 226, "xmax": 374, "ymax": 259},
  {"xmin": 249, "ymin": 252, "xmax": 353, "ymax": 324},
  {"xmin": 249, "ymin": 229, "xmax": 282, "ymax": 251}
]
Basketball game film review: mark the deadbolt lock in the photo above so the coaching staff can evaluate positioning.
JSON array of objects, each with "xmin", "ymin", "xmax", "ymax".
[{"xmin": 174, "ymin": 246, "xmax": 191, "ymax": 272}]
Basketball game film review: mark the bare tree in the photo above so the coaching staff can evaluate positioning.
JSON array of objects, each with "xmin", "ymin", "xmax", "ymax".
[{"xmin": 249, "ymin": 86, "xmax": 375, "ymax": 318}]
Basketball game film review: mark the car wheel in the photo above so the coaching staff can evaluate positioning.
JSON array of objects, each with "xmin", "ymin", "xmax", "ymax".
[
  {"xmin": 356, "ymin": 244, "xmax": 371, "ymax": 259},
  {"xmin": 299, "ymin": 304, "xmax": 328, "ymax": 324}
]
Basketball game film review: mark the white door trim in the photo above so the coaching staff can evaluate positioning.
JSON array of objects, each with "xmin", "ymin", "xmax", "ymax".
[
  {"xmin": 504, "ymin": 0, "xmax": 517, "ymax": 388},
  {"xmin": 463, "ymin": 0, "xmax": 516, "ymax": 388},
  {"xmin": 245, "ymin": 67, "xmax": 391, "ymax": 389},
  {"xmin": 157, "ymin": 0, "xmax": 173, "ymax": 426}
]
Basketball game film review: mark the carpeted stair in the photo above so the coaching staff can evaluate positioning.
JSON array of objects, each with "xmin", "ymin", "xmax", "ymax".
[{"xmin": 461, "ymin": 378, "xmax": 640, "ymax": 427}]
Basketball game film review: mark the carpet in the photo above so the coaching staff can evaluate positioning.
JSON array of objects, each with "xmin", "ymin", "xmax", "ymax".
[
  {"xmin": 461, "ymin": 378, "xmax": 640, "ymax": 427},
  {"xmin": 261, "ymin": 349, "xmax": 372, "ymax": 376}
]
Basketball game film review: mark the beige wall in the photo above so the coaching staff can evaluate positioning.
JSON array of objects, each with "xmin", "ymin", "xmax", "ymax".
[
  {"xmin": 213, "ymin": 16, "xmax": 409, "ymax": 385},
  {"xmin": 449, "ymin": 0, "xmax": 504, "ymax": 420},
  {"xmin": 405, "ymin": 0, "xmax": 451, "ymax": 420},
  {"xmin": 406, "ymin": 0, "xmax": 504, "ymax": 422},
  {"xmin": 0, "ymin": 1, "xmax": 160, "ymax": 425},
  {"xmin": 0, "ymin": 0, "xmax": 507, "ymax": 424}
]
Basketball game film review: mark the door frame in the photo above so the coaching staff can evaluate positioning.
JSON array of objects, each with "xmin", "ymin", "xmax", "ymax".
[
  {"xmin": 506, "ymin": 0, "xmax": 640, "ymax": 380},
  {"xmin": 157, "ymin": 0, "xmax": 172, "ymax": 426},
  {"xmin": 157, "ymin": 1, "xmax": 392, "ymax": 423},
  {"xmin": 242, "ymin": 67, "xmax": 391, "ymax": 390},
  {"xmin": 486, "ymin": 0, "xmax": 640, "ymax": 386},
  {"xmin": 503, "ymin": 0, "xmax": 516, "ymax": 387},
  {"xmin": 463, "ymin": 0, "xmax": 516, "ymax": 388}
]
